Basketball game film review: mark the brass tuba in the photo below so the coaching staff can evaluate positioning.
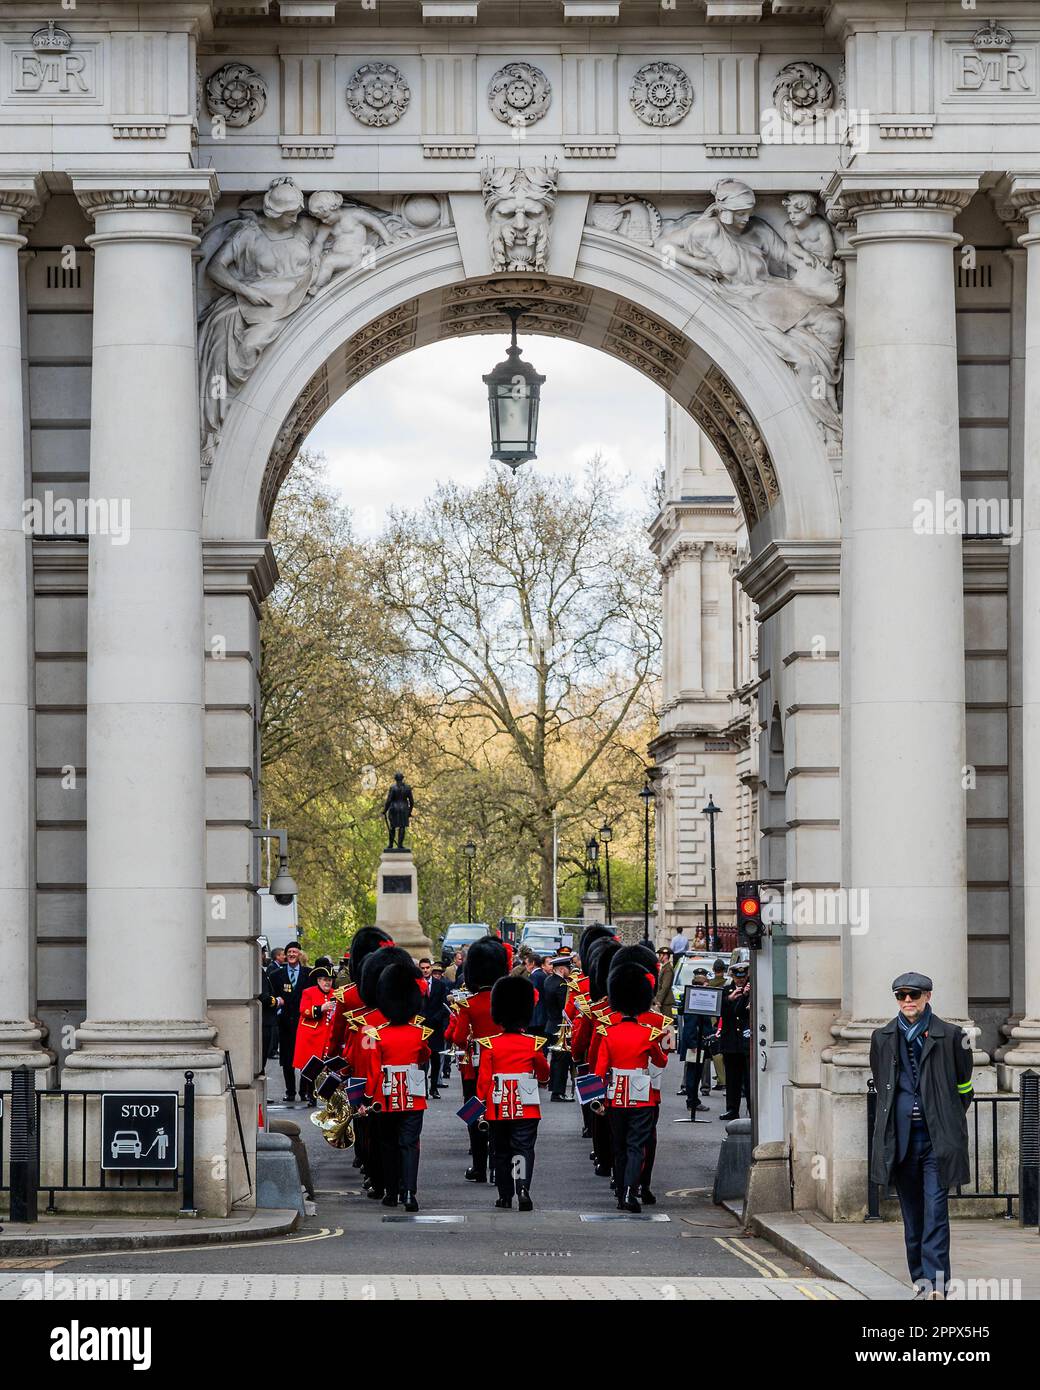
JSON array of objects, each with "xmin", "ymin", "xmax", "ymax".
[{"xmin": 309, "ymin": 1074, "xmax": 355, "ymax": 1149}]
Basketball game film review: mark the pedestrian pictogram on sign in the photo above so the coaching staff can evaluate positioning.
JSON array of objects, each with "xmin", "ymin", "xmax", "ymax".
[{"xmin": 101, "ymin": 1092, "xmax": 178, "ymax": 1171}]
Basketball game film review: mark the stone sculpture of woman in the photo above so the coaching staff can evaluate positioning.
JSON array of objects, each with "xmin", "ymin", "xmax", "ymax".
[
  {"xmin": 197, "ymin": 177, "xmax": 318, "ymax": 453},
  {"xmin": 657, "ymin": 180, "xmax": 844, "ymax": 439}
]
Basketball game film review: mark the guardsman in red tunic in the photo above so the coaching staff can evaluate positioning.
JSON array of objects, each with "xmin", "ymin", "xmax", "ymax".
[
  {"xmin": 292, "ymin": 967, "xmax": 338, "ymax": 1102},
  {"xmin": 326, "ymin": 927, "xmax": 393, "ymax": 1061},
  {"xmin": 582, "ymin": 938, "xmax": 621, "ymax": 1177},
  {"xmin": 476, "ymin": 975, "xmax": 551, "ymax": 1212},
  {"xmin": 361, "ymin": 957, "xmax": 431, "ymax": 1212},
  {"xmin": 607, "ymin": 943, "xmax": 673, "ymax": 1203},
  {"xmin": 600, "ymin": 959, "xmax": 668, "ymax": 1214},
  {"xmin": 444, "ymin": 935, "xmax": 509, "ymax": 1183},
  {"xmin": 350, "ymin": 945, "xmax": 412, "ymax": 1202}
]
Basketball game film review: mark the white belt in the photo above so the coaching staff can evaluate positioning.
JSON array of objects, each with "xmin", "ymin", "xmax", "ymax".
[
  {"xmin": 381, "ymin": 1064, "xmax": 426, "ymax": 1098},
  {"xmin": 492, "ymin": 1072, "xmax": 539, "ymax": 1106}
]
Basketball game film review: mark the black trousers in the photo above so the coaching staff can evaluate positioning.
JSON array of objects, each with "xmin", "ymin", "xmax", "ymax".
[
  {"xmin": 639, "ymin": 1104, "xmax": 660, "ymax": 1190},
  {"xmin": 262, "ymin": 1019, "xmax": 280, "ymax": 1067},
  {"xmin": 608, "ymin": 1106, "xmax": 655, "ymax": 1195},
  {"xmin": 723, "ymin": 1050, "xmax": 751, "ymax": 1116},
  {"xmin": 379, "ymin": 1110, "xmax": 424, "ymax": 1197},
  {"xmin": 549, "ymin": 1048, "xmax": 571, "ymax": 1098},
  {"xmin": 364, "ymin": 1113, "xmax": 386, "ymax": 1194},
  {"xmin": 462, "ymin": 1078, "xmax": 490, "ymax": 1175},
  {"xmin": 591, "ymin": 1106, "xmax": 613, "ymax": 1171},
  {"xmin": 426, "ymin": 1051, "xmax": 441, "ymax": 1094},
  {"xmin": 490, "ymin": 1119, "xmax": 539, "ymax": 1200},
  {"xmin": 278, "ymin": 1017, "xmax": 299, "ymax": 1097},
  {"xmin": 683, "ymin": 1056, "xmax": 705, "ymax": 1109}
]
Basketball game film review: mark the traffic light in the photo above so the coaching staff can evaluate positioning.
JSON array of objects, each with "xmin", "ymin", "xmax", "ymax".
[{"xmin": 737, "ymin": 881, "xmax": 766, "ymax": 950}]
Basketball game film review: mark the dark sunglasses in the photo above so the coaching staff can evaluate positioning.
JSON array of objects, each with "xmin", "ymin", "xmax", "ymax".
[{"xmin": 894, "ymin": 989, "xmax": 924, "ymax": 1002}]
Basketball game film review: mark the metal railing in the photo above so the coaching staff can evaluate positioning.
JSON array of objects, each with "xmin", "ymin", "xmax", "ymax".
[
  {"xmin": 867, "ymin": 1078, "xmax": 1020, "ymax": 1221},
  {"xmin": 1, "ymin": 1073, "xmax": 195, "ymax": 1215}
]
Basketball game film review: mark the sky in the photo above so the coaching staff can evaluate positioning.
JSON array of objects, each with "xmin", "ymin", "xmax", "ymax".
[{"xmin": 302, "ymin": 335, "xmax": 666, "ymax": 536}]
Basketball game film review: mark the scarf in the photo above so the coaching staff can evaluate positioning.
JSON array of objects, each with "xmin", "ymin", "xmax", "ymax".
[{"xmin": 897, "ymin": 1004, "xmax": 932, "ymax": 1119}]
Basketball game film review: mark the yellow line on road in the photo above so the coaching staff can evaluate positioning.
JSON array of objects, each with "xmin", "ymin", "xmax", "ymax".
[
  {"xmin": 795, "ymin": 1283, "xmax": 820, "ymax": 1300},
  {"xmin": 45, "ymin": 1226, "xmax": 345, "ymax": 1264},
  {"xmin": 731, "ymin": 1237, "xmax": 787, "ymax": 1280},
  {"xmin": 713, "ymin": 1235, "xmax": 776, "ymax": 1279}
]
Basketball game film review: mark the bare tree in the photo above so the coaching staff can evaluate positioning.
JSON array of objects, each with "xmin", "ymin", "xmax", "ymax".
[{"xmin": 372, "ymin": 460, "xmax": 660, "ymax": 912}]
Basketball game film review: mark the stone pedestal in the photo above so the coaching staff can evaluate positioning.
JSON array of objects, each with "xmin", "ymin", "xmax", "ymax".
[
  {"xmin": 374, "ymin": 850, "xmax": 433, "ymax": 959},
  {"xmin": 580, "ymin": 890, "xmax": 606, "ymax": 928}
]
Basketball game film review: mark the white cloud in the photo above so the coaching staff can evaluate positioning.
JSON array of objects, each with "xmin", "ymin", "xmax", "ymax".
[{"xmin": 302, "ymin": 336, "xmax": 666, "ymax": 537}]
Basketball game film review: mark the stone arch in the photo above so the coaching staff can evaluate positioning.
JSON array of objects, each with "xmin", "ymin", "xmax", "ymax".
[{"xmin": 202, "ymin": 226, "xmax": 840, "ymax": 545}]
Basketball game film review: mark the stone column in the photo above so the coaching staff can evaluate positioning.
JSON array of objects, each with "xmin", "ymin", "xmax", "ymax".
[
  {"xmin": 0, "ymin": 176, "xmax": 52, "ymax": 1081},
  {"xmin": 1000, "ymin": 181, "xmax": 1040, "ymax": 1077},
  {"xmin": 833, "ymin": 182, "xmax": 977, "ymax": 1041},
  {"xmin": 67, "ymin": 175, "xmax": 221, "ymax": 1082}
]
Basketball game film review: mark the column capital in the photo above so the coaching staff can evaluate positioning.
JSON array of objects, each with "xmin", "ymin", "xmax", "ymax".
[
  {"xmin": 998, "ymin": 177, "xmax": 1040, "ymax": 246},
  {"xmin": 72, "ymin": 171, "xmax": 218, "ymax": 233},
  {"xmin": 0, "ymin": 173, "xmax": 46, "ymax": 231},
  {"xmin": 824, "ymin": 175, "xmax": 978, "ymax": 229}
]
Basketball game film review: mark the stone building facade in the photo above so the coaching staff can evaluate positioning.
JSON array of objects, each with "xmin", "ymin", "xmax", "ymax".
[{"xmin": 0, "ymin": 1, "xmax": 1038, "ymax": 1220}]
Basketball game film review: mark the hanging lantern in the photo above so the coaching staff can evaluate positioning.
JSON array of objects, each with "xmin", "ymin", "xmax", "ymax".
[{"xmin": 482, "ymin": 305, "xmax": 545, "ymax": 470}]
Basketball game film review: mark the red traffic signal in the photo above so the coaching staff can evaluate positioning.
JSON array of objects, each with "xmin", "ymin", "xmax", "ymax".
[{"xmin": 737, "ymin": 881, "xmax": 765, "ymax": 949}]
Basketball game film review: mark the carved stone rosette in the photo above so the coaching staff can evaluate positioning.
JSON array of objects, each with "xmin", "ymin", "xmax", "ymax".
[
  {"xmin": 488, "ymin": 61, "xmax": 552, "ymax": 127},
  {"xmin": 346, "ymin": 62, "xmax": 411, "ymax": 127},
  {"xmin": 629, "ymin": 61, "xmax": 693, "ymax": 127},
  {"xmin": 204, "ymin": 62, "xmax": 267, "ymax": 128},
  {"xmin": 772, "ymin": 61, "xmax": 834, "ymax": 125}
]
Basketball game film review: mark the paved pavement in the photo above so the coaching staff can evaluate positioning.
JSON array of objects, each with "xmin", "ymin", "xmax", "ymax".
[{"xmin": 4, "ymin": 1057, "xmax": 858, "ymax": 1299}]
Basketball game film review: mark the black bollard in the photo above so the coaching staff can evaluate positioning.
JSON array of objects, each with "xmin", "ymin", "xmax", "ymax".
[
  {"xmin": 1020, "ymin": 1070, "xmax": 1039, "ymax": 1229},
  {"xmin": 9, "ymin": 1064, "xmax": 38, "ymax": 1224}
]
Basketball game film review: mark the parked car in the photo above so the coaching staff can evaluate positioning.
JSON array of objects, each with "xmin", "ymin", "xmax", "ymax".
[
  {"xmin": 518, "ymin": 920, "xmax": 572, "ymax": 958},
  {"xmin": 439, "ymin": 922, "xmax": 491, "ymax": 966}
]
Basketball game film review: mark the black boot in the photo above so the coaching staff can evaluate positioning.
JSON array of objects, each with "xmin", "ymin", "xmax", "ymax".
[
  {"xmin": 516, "ymin": 1185, "xmax": 533, "ymax": 1212},
  {"xmin": 623, "ymin": 1187, "xmax": 642, "ymax": 1214},
  {"xmin": 366, "ymin": 1186, "xmax": 385, "ymax": 1200},
  {"xmin": 465, "ymin": 1166, "xmax": 487, "ymax": 1182},
  {"xmin": 381, "ymin": 1192, "xmax": 398, "ymax": 1208},
  {"xmin": 640, "ymin": 1188, "xmax": 657, "ymax": 1205},
  {"xmin": 494, "ymin": 1196, "xmax": 512, "ymax": 1209},
  {"xmin": 403, "ymin": 1192, "xmax": 419, "ymax": 1213}
]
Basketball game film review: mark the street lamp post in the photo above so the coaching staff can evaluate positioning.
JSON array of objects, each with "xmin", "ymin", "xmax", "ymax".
[
  {"xmin": 639, "ymin": 779, "xmax": 654, "ymax": 944},
  {"xmin": 599, "ymin": 822, "xmax": 613, "ymax": 925},
  {"xmin": 463, "ymin": 840, "xmax": 476, "ymax": 923},
  {"xmin": 585, "ymin": 835, "xmax": 601, "ymax": 893},
  {"xmin": 703, "ymin": 795, "xmax": 721, "ymax": 952}
]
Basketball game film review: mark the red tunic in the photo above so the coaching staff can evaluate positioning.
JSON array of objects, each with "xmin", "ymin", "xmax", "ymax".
[
  {"xmin": 444, "ymin": 989, "xmax": 500, "ymax": 1079},
  {"xmin": 292, "ymin": 985, "xmax": 337, "ymax": 1069},
  {"xmin": 327, "ymin": 981, "xmax": 364, "ymax": 1059},
  {"xmin": 363, "ymin": 1021, "xmax": 431, "ymax": 1113},
  {"xmin": 349, "ymin": 1006, "xmax": 389, "ymax": 1078},
  {"xmin": 564, "ymin": 973, "xmax": 590, "ymax": 1023},
  {"xmin": 475, "ymin": 1032, "xmax": 550, "ymax": 1120},
  {"xmin": 599, "ymin": 1019, "xmax": 667, "ymax": 1109}
]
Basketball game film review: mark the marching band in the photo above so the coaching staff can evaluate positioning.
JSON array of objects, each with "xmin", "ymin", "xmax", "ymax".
[{"xmin": 304, "ymin": 924, "xmax": 673, "ymax": 1213}]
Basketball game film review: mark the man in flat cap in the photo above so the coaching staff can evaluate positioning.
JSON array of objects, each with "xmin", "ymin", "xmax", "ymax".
[{"xmin": 869, "ymin": 972, "xmax": 974, "ymax": 1299}]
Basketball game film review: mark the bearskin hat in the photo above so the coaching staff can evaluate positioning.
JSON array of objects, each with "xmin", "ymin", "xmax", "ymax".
[
  {"xmin": 588, "ymin": 937, "xmax": 621, "ymax": 1002},
  {"xmin": 359, "ymin": 943, "xmax": 412, "ymax": 1007},
  {"xmin": 348, "ymin": 927, "xmax": 393, "ymax": 984},
  {"xmin": 607, "ymin": 958, "xmax": 653, "ymax": 1017},
  {"xmin": 463, "ymin": 935, "xmax": 509, "ymax": 991},
  {"xmin": 578, "ymin": 922, "xmax": 616, "ymax": 974},
  {"xmin": 610, "ymin": 942, "xmax": 659, "ymax": 982},
  {"xmin": 491, "ymin": 975, "xmax": 535, "ymax": 1032},
  {"xmin": 376, "ymin": 956, "xmax": 423, "ymax": 1026}
]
